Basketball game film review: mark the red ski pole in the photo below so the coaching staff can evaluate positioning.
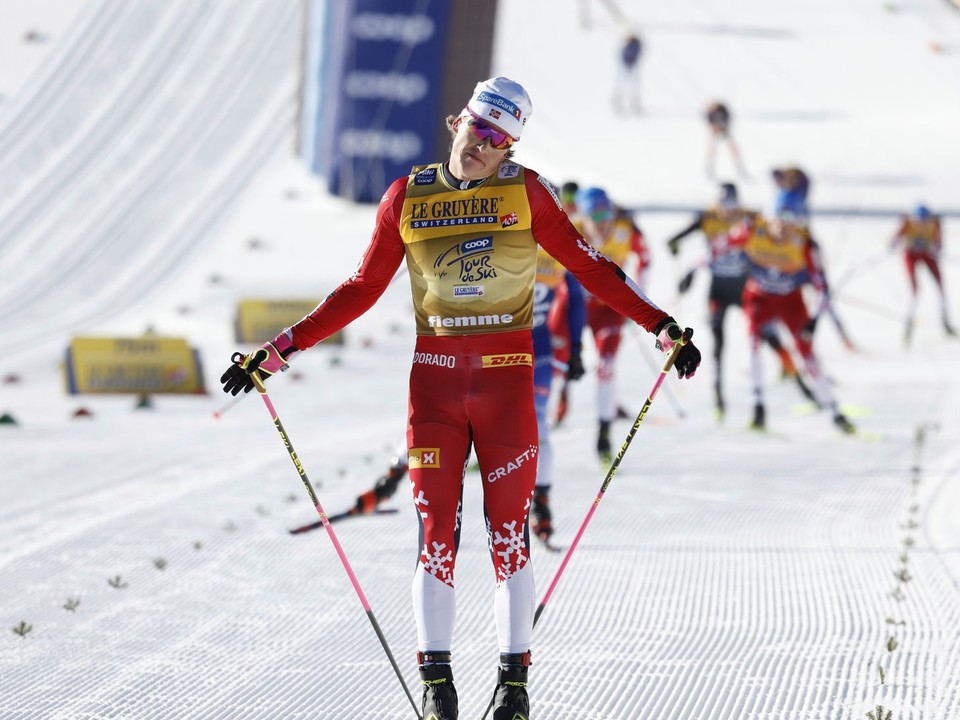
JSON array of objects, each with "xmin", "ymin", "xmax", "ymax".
[
  {"xmin": 534, "ymin": 330, "xmax": 690, "ymax": 625},
  {"xmin": 480, "ymin": 330, "xmax": 691, "ymax": 720},
  {"xmin": 242, "ymin": 359, "xmax": 420, "ymax": 719}
]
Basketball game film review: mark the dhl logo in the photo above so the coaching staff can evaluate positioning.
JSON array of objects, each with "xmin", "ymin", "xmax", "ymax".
[
  {"xmin": 408, "ymin": 448, "xmax": 441, "ymax": 469},
  {"xmin": 482, "ymin": 353, "xmax": 533, "ymax": 368}
]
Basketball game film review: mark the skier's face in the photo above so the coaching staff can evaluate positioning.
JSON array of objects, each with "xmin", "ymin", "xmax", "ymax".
[
  {"xmin": 585, "ymin": 209, "xmax": 615, "ymax": 241},
  {"xmin": 448, "ymin": 115, "xmax": 512, "ymax": 181}
]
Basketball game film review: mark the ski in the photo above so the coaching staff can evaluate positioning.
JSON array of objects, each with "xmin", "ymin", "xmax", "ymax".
[
  {"xmin": 288, "ymin": 507, "xmax": 399, "ymax": 535},
  {"xmin": 537, "ymin": 537, "xmax": 563, "ymax": 554}
]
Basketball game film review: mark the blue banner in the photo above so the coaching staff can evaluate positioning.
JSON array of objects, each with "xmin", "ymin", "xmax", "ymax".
[{"xmin": 322, "ymin": 0, "xmax": 452, "ymax": 203}]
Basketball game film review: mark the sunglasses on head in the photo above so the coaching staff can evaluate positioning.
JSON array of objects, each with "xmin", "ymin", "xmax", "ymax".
[{"xmin": 465, "ymin": 112, "xmax": 515, "ymax": 150}]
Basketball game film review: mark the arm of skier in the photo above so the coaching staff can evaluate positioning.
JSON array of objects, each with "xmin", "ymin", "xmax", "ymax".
[
  {"xmin": 527, "ymin": 172, "xmax": 700, "ymax": 377},
  {"xmin": 666, "ymin": 214, "xmax": 705, "ymax": 256},
  {"xmin": 220, "ymin": 179, "xmax": 407, "ymax": 395},
  {"xmin": 287, "ymin": 179, "xmax": 407, "ymax": 349}
]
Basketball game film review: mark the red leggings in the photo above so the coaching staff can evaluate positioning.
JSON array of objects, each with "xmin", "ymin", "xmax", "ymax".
[
  {"xmin": 904, "ymin": 253, "xmax": 942, "ymax": 292},
  {"xmin": 742, "ymin": 286, "xmax": 813, "ymax": 357},
  {"xmin": 407, "ymin": 330, "xmax": 538, "ymax": 588}
]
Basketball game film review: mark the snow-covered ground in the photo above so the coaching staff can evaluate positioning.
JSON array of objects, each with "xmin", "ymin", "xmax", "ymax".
[{"xmin": 1, "ymin": 1, "xmax": 958, "ymax": 719}]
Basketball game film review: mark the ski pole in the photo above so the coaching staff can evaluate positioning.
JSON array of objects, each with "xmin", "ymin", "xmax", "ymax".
[
  {"xmin": 480, "ymin": 330, "xmax": 690, "ymax": 720},
  {"xmin": 211, "ymin": 393, "xmax": 244, "ymax": 420},
  {"xmin": 533, "ymin": 329, "xmax": 689, "ymax": 627},
  {"xmin": 627, "ymin": 322, "xmax": 685, "ymax": 419},
  {"xmin": 241, "ymin": 359, "xmax": 421, "ymax": 719}
]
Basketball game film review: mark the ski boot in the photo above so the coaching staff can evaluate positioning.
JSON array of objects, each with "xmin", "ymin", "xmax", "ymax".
[
  {"xmin": 353, "ymin": 457, "xmax": 408, "ymax": 515},
  {"xmin": 833, "ymin": 412, "xmax": 856, "ymax": 435},
  {"xmin": 597, "ymin": 420, "xmax": 612, "ymax": 465},
  {"xmin": 419, "ymin": 653, "xmax": 458, "ymax": 720},
  {"xmin": 531, "ymin": 486, "xmax": 553, "ymax": 542},
  {"xmin": 491, "ymin": 653, "xmax": 530, "ymax": 720},
  {"xmin": 749, "ymin": 403, "xmax": 766, "ymax": 431}
]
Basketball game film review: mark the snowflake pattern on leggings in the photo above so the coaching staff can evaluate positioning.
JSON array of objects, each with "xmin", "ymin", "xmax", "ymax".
[
  {"xmin": 421, "ymin": 540, "xmax": 454, "ymax": 586},
  {"xmin": 492, "ymin": 519, "xmax": 529, "ymax": 584}
]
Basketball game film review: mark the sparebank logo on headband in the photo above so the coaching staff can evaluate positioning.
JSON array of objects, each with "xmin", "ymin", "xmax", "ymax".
[{"xmin": 476, "ymin": 92, "xmax": 522, "ymax": 120}]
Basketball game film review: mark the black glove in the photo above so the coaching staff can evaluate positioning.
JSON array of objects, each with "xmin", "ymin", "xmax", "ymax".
[
  {"xmin": 678, "ymin": 270, "xmax": 695, "ymax": 294},
  {"xmin": 800, "ymin": 315, "xmax": 818, "ymax": 342},
  {"xmin": 654, "ymin": 320, "xmax": 701, "ymax": 379},
  {"xmin": 220, "ymin": 353, "xmax": 257, "ymax": 396},
  {"xmin": 220, "ymin": 335, "xmax": 299, "ymax": 396},
  {"xmin": 567, "ymin": 349, "xmax": 585, "ymax": 381},
  {"xmin": 667, "ymin": 238, "xmax": 680, "ymax": 256},
  {"xmin": 673, "ymin": 336, "xmax": 701, "ymax": 379}
]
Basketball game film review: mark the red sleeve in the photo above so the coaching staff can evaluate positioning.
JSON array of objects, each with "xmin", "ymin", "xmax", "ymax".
[
  {"xmin": 525, "ymin": 170, "xmax": 669, "ymax": 333},
  {"xmin": 289, "ymin": 178, "xmax": 408, "ymax": 350}
]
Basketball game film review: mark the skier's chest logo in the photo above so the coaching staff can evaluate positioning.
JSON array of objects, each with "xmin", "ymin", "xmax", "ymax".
[{"xmin": 435, "ymin": 236, "xmax": 498, "ymax": 283}]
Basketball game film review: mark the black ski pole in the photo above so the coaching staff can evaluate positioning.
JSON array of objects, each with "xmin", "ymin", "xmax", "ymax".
[
  {"xmin": 241, "ymin": 359, "xmax": 421, "ymax": 719},
  {"xmin": 480, "ymin": 330, "xmax": 691, "ymax": 720}
]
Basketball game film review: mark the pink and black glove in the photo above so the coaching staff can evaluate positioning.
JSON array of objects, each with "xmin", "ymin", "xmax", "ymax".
[
  {"xmin": 653, "ymin": 318, "xmax": 701, "ymax": 379},
  {"xmin": 220, "ymin": 331, "xmax": 299, "ymax": 395}
]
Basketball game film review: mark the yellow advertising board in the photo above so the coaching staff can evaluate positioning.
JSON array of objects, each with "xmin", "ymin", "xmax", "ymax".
[
  {"xmin": 64, "ymin": 336, "xmax": 206, "ymax": 395},
  {"xmin": 234, "ymin": 298, "xmax": 344, "ymax": 345}
]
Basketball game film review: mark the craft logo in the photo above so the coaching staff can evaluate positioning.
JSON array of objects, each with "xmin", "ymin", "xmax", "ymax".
[
  {"xmin": 485, "ymin": 445, "xmax": 538, "ymax": 483},
  {"xmin": 408, "ymin": 448, "xmax": 441, "ymax": 469},
  {"xmin": 434, "ymin": 236, "xmax": 497, "ymax": 283},
  {"xmin": 500, "ymin": 212, "xmax": 518, "ymax": 228},
  {"xmin": 481, "ymin": 353, "xmax": 532, "ymax": 368}
]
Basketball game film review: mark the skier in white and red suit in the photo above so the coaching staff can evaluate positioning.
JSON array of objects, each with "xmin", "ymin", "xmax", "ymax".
[{"xmin": 220, "ymin": 76, "xmax": 701, "ymax": 720}]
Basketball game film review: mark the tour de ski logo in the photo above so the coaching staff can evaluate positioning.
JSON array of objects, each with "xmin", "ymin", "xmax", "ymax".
[{"xmin": 434, "ymin": 236, "xmax": 497, "ymax": 284}]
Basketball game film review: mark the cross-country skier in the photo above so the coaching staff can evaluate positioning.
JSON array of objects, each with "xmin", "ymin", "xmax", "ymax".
[
  {"xmin": 705, "ymin": 101, "xmax": 747, "ymax": 178},
  {"xmin": 531, "ymin": 244, "xmax": 586, "ymax": 545},
  {"xmin": 772, "ymin": 166, "xmax": 810, "ymax": 218},
  {"xmin": 613, "ymin": 34, "xmax": 643, "ymax": 114},
  {"xmin": 574, "ymin": 185, "xmax": 652, "ymax": 464},
  {"xmin": 890, "ymin": 204, "xmax": 955, "ymax": 344},
  {"xmin": 351, "ymin": 245, "xmax": 587, "ymax": 550},
  {"xmin": 726, "ymin": 210, "xmax": 856, "ymax": 433},
  {"xmin": 667, "ymin": 182, "xmax": 815, "ymax": 417},
  {"xmin": 219, "ymin": 77, "xmax": 701, "ymax": 720}
]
